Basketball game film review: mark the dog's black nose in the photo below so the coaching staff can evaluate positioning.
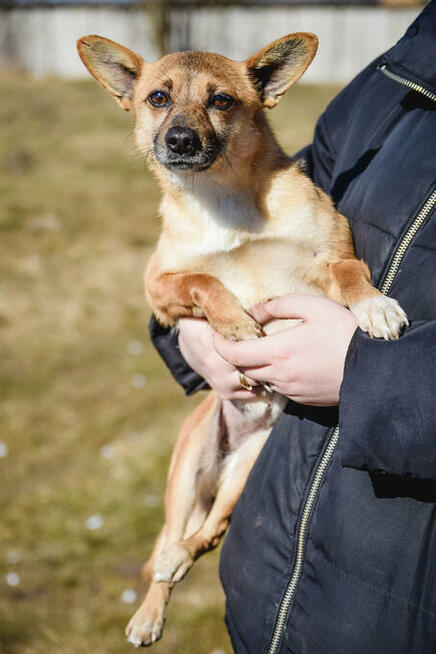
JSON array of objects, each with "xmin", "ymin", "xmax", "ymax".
[{"xmin": 165, "ymin": 127, "xmax": 201, "ymax": 155}]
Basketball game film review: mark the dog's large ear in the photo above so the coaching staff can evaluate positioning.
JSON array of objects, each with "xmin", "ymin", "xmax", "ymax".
[
  {"xmin": 246, "ymin": 33, "xmax": 318, "ymax": 108},
  {"xmin": 77, "ymin": 35, "xmax": 143, "ymax": 111}
]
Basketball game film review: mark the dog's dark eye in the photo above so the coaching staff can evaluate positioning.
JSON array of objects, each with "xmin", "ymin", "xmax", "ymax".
[
  {"xmin": 148, "ymin": 91, "xmax": 170, "ymax": 107},
  {"xmin": 210, "ymin": 94, "xmax": 233, "ymax": 110}
]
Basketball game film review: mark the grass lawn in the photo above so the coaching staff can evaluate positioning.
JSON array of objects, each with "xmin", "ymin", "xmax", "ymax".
[{"xmin": 0, "ymin": 73, "xmax": 341, "ymax": 654}]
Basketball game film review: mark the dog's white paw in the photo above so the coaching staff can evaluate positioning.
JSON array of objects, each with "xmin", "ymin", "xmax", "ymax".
[
  {"xmin": 125, "ymin": 611, "xmax": 164, "ymax": 648},
  {"xmin": 351, "ymin": 295, "xmax": 408, "ymax": 340},
  {"xmin": 154, "ymin": 543, "xmax": 193, "ymax": 584}
]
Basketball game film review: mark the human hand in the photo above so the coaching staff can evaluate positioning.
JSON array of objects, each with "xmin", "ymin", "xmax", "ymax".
[
  {"xmin": 178, "ymin": 317, "xmax": 260, "ymax": 400},
  {"xmin": 214, "ymin": 294, "xmax": 358, "ymax": 406}
]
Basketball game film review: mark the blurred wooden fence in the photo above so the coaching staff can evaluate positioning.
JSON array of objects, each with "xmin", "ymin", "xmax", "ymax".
[{"xmin": 0, "ymin": 3, "xmax": 421, "ymax": 83}]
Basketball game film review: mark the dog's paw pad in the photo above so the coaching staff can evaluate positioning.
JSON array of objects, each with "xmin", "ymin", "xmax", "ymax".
[
  {"xmin": 154, "ymin": 543, "xmax": 193, "ymax": 584},
  {"xmin": 351, "ymin": 295, "xmax": 408, "ymax": 340}
]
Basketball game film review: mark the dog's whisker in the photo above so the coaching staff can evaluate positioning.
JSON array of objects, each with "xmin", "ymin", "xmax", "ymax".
[
  {"xmin": 222, "ymin": 154, "xmax": 238, "ymax": 178},
  {"xmin": 224, "ymin": 148, "xmax": 248, "ymax": 163}
]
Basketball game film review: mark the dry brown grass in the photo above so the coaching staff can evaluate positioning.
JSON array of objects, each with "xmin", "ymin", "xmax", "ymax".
[{"xmin": 0, "ymin": 73, "xmax": 340, "ymax": 654}]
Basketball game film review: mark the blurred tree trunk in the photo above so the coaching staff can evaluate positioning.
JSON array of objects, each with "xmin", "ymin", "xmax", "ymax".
[{"xmin": 147, "ymin": 0, "xmax": 172, "ymax": 56}]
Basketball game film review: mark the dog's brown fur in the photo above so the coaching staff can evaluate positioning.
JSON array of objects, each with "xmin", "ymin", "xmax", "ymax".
[{"xmin": 77, "ymin": 33, "xmax": 407, "ymax": 647}]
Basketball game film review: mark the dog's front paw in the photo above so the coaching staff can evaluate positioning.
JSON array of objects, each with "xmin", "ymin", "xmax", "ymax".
[
  {"xmin": 126, "ymin": 606, "xmax": 164, "ymax": 648},
  {"xmin": 351, "ymin": 295, "xmax": 408, "ymax": 340},
  {"xmin": 210, "ymin": 311, "xmax": 263, "ymax": 342},
  {"xmin": 154, "ymin": 543, "xmax": 194, "ymax": 584}
]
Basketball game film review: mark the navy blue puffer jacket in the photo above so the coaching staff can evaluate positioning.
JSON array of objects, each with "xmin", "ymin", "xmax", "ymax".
[{"xmin": 150, "ymin": 4, "xmax": 436, "ymax": 652}]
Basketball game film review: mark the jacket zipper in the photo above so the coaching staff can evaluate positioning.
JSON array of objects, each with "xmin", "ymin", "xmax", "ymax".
[
  {"xmin": 266, "ymin": 424, "xmax": 339, "ymax": 654},
  {"xmin": 381, "ymin": 190, "xmax": 436, "ymax": 295},
  {"xmin": 266, "ymin": 69, "xmax": 436, "ymax": 654},
  {"xmin": 379, "ymin": 64, "xmax": 436, "ymax": 103}
]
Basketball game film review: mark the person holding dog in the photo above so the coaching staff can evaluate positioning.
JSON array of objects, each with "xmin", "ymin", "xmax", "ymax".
[{"xmin": 151, "ymin": 2, "xmax": 436, "ymax": 652}]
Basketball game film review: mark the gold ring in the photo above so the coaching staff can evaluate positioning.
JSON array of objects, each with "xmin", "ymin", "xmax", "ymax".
[{"xmin": 239, "ymin": 372, "xmax": 253, "ymax": 391}]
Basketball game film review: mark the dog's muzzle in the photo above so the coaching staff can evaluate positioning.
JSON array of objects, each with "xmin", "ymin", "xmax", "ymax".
[
  {"xmin": 154, "ymin": 128, "xmax": 220, "ymax": 172},
  {"xmin": 166, "ymin": 126, "xmax": 201, "ymax": 156}
]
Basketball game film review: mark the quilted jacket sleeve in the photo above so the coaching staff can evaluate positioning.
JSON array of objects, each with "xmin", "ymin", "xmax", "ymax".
[
  {"xmin": 339, "ymin": 323, "xmax": 436, "ymax": 481},
  {"xmin": 299, "ymin": 57, "xmax": 382, "ymax": 194}
]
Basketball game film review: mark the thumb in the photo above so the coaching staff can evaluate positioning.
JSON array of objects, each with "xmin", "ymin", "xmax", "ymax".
[{"xmin": 259, "ymin": 293, "xmax": 330, "ymax": 321}]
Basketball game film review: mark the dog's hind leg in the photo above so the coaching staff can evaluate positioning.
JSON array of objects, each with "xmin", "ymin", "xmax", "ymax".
[
  {"xmin": 158, "ymin": 427, "xmax": 270, "ymax": 585},
  {"xmin": 126, "ymin": 524, "xmax": 173, "ymax": 647},
  {"xmin": 151, "ymin": 392, "xmax": 222, "ymax": 584},
  {"xmin": 126, "ymin": 391, "xmax": 220, "ymax": 647},
  {"xmin": 152, "ymin": 392, "xmax": 221, "ymax": 580},
  {"xmin": 126, "ymin": 522, "xmax": 170, "ymax": 647},
  {"xmin": 126, "ymin": 579, "xmax": 171, "ymax": 647}
]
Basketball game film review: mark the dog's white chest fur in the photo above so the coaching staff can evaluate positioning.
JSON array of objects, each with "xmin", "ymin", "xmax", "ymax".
[
  {"xmin": 161, "ymin": 176, "xmax": 264, "ymax": 254},
  {"xmin": 159, "ymin": 173, "xmax": 327, "ymax": 309}
]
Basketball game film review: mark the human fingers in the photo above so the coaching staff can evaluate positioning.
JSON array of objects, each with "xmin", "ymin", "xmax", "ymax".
[
  {"xmin": 252, "ymin": 294, "xmax": 337, "ymax": 323},
  {"xmin": 225, "ymin": 388, "xmax": 261, "ymax": 400},
  {"xmin": 230, "ymin": 388, "xmax": 263, "ymax": 399},
  {"xmin": 214, "ymin": 368, "xmax": 262, "ymax": 400},
  {"xmin": 236, "ymin": 370, "xmax": 260, "ymax": 392},
  {"xmin": 178, "ymin": 317, "xmax": 217, "ymax": 368},
  {"xmin": 248, "ymin": 301, "xmax": 276, "ymax": 326},
  {"xmin": 239, "ymin": 364, "xmax": 274, "ymax": 384},
  {"xmin": 178, "ymin": 319, "xmax": 265, "ymax": 399},
  {"xmin": 213, "ymin": 331, "xmax": 285, "ymax": 368}
]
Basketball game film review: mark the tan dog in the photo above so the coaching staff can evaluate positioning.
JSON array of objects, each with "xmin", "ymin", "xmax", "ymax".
[{"xmin": 77, "ymin": 33, "xmax": 408, "ymax": 647}]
